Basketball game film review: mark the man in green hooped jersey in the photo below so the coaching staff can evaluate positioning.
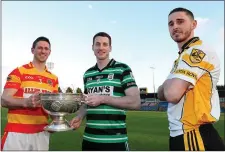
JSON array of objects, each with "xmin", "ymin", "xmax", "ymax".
[{"xmin": 70, "ymin": 32, "xmax": 141, "ymax": 151}]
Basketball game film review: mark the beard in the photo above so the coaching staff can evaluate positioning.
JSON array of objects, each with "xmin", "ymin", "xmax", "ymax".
[{"xmin": 171, "ymin": 28, "xmax": 192, "ymax": 43}]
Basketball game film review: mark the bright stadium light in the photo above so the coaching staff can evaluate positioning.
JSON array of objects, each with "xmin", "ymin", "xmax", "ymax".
[{"xmin": 150, "ymin": 66, "xmax": 156, "ymax": 101}]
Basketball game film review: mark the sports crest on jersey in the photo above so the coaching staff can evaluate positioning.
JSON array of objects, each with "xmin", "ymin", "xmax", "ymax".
[
  {"xmin": 190, "ymin": 49, "xmax": 206, "ymax": 63},
  {"xmin": 47, "ymin": 79, "xmax": 53, "ymax": 86},
  {"xmin": 108, "ymin": 73, "xmax": 114, "ymax": 80}
]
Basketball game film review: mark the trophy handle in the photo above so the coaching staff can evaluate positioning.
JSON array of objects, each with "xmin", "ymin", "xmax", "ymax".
[{"xmin": 80, "ymin": 94, "xmax": 88, "ymax": 104}]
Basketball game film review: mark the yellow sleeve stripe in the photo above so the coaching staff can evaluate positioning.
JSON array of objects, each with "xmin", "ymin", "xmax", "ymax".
[
  {"xmin": 174, "ymin": 69, "xmax": 198, "ymax": 80},
  {"xmin": 8, "ymin": 75, "xmax": 21, "ymax": 83}
]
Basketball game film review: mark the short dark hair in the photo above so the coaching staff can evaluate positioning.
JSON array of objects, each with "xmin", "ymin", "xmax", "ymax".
[
  {"xmin": 169, "ymin": 7, "xmax": 194, "ymax": 20},
  {"xmin": 32, "ymin": 36, "xmax": 51, "ymax": 49},
  {"xmin": 93, "ymin": 32, "xmax": 112, "ymax": 46}
]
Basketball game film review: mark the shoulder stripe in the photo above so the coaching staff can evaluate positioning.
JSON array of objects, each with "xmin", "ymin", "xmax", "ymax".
[{"xmin": 182, "ymin": 54, "xmax": 214, "ymax": 71}]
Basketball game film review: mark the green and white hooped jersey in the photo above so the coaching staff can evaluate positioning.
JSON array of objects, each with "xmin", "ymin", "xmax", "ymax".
[{"xmin": 83, "ymin": 59, "xmax": 137, "ymax": 143}]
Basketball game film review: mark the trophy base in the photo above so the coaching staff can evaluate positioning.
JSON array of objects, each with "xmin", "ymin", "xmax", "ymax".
[{"xmin": 44, "ymin": 120, "xmax": 73, "ymax": 132}]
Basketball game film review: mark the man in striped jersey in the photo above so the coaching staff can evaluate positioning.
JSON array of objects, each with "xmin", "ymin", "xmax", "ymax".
[
  {"xmin": 1, "ymin": 36, "xmax": 59, "ymax": 150},
  {"xmin": 158, "ymin": 7, "xmax": 225, "ymax": 151},
  {"xmin": 70, "ymin": 32, "xmax": 141, "ymax": 151}
]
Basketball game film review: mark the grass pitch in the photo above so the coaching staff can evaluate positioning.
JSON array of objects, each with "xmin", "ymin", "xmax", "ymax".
[{"xmin": 1, "ymin": 108, "xmax": 224, "ymax": 151}]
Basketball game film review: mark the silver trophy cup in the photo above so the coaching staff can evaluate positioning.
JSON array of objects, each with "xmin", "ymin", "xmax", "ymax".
[{"xmin": 40, "ymin": 93, "xmax": 85, "ymax": 132}]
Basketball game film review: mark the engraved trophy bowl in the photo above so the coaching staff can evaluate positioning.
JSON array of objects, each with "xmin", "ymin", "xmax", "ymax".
[{"xmin": 40, "ymin": 93, "xmax": 85, "ymax": 132}]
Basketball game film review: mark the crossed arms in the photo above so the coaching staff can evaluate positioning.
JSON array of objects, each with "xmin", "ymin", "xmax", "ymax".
[{"xmin": 157, "ymin": 78, "xmax": 191, "ymax": 104}]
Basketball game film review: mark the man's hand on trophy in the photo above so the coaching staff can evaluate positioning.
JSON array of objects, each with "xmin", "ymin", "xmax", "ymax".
[
  {"xmin": 80, "ymin": 94, "xmax": 88, "ymax": 103},
  {"xmin": 70, "ymin": 116, "xmax": 82, "ymax": 130},
  {"xmin": 25, "ymin": 92, "xmax": 41, "ymax": 108},
  {"xmin": 85, "ymin": 94, "xmax": 105, "ymax": 107}
]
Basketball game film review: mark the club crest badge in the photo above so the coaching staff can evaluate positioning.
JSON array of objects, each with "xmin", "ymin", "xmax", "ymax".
[
  {"xmin": 190, "ymin": 49, "xmax": 206, "ymax": 63},
  {"xmin": 108, "ymin": 73, "xmax": 114, "ymax": 80},
  {"xmin": 47, "ymin": 79, "xmax": 53, "ymax": 86}
]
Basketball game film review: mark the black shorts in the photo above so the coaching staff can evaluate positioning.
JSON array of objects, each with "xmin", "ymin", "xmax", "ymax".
[
  {"xmin": 169, "ymin": 124, "xmax": 225, "ymax": 151},
  {"xmin": 82, "ymin": 140, "xmax": 129, "ymax": 151}
]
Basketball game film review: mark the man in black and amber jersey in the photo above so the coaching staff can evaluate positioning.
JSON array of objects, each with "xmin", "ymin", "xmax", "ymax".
[{"xmin": 158, "ymin": 7, "xmax": 225, "ymax": 151}]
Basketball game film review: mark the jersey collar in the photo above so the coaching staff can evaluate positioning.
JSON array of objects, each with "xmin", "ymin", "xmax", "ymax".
[
  {"xmin": 29, "ymin": 62, "xmax": 49, "ymax": 72},
  {"xmin": 94, "ymin": 58, "xmax": 116, "ymax": 72},
  {"xmin": 179, "ymin": 37, "xmax": 200, "ymax": 54}
]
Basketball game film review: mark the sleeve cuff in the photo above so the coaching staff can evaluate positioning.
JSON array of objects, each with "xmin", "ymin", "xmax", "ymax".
[{"xmin": 169, "ymin": 74, "xmax": 196, "ymax": 86}]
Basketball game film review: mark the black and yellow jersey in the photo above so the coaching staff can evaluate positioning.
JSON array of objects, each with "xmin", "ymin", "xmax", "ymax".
[{"xmin": 167, "ymin": 37, "xmax": 221, "ymax": 137}]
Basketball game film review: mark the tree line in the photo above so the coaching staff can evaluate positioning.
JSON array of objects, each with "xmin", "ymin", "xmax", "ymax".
[
  {"xmin": 58, "ymin": 87, "xmax": 82, "ymax": 93},
  {"xmin": 58, "ymin": 85, "xmax": 225, "ymax": 94}
]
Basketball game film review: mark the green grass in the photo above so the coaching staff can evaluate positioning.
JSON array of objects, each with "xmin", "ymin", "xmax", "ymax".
[{"xmin": 1, "ymin": 108, "xmax": 224, "ymax": 150}]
